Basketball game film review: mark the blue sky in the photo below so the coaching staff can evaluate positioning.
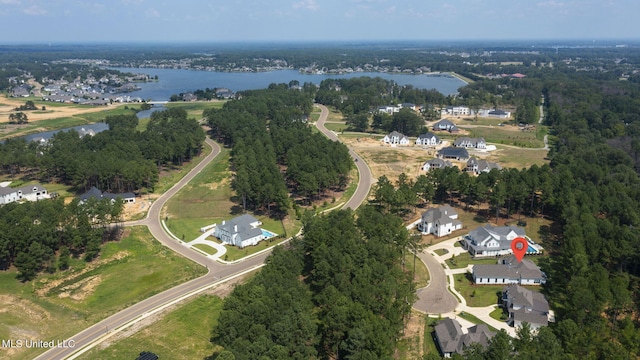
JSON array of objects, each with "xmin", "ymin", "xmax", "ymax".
[{"xmin": 0, "ymin": 0, "xmax": 637, "ymax": 43}]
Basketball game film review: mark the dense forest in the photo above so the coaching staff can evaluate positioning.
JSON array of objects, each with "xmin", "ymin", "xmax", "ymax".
[
  {"xmin": 205, "ymin": 84, "xmax": 352, "ymax": 217},
  {"xmin": 0, "ymin": 108, "xmax": 205, "ymax": 193},
  {"xmin": 0, "ymin": 197, "xmax": 124, "ymax": 281},
  {"xmin": 211, "ymin": 207, "xmax": 414, "ymax": 359}
]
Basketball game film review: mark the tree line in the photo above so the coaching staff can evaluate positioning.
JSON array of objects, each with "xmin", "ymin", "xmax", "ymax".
[
  {"xmin": 0, "ymin": 108, "xmax": 205, "ymax": 194},
  {"xmin": 211, "ymin": 207, "xmax": 414, "ymax": 359}
]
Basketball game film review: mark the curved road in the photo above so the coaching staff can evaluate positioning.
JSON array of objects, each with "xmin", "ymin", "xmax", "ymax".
[
  {"xmin": 37, "ymin": 138, "xmax": 273, "ymax": 360},
  {"xmin": 39, "ymin": 106, "xmax": 372, "ymax": 359},
  {"xmin": 413, "ymin": 250, "xmax": 458, "ymax": 314},
  {"xmin": 315, "ymin": 104, "xmax": 373, "ymax": 210}
]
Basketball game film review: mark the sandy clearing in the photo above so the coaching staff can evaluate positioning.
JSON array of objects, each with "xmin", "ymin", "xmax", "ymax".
[{"xmin": 0, "ymin": 94, "xmax": 120, "ymax": 123}]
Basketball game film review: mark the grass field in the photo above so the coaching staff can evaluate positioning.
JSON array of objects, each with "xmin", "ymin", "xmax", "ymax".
[
  {"xmin": 192, "ymin": 243, "xmax": 217, "ymax": 255},
  {"xmin": 324, "ymin": 122, "xmax": 349, "ymax": 132},
  {"xmin": 0, "ymin": 226, "xmax": 206, "ymax": 360},
  {"xmin": 78, "ymin": 295, "xmax": 224, "ymax": 360},
  {"xmin": 166, "ymin": 100, "xmax": 226, "ymax": 120},
  {"xmin": 467, "ymin": 127, "xmax": 544, "ymax": 148},
  {"xmin": 488, "ymin": 145, "xmax": 549, "ymax": 169},
  {"xmin": 406, "ymin": 253, "xmax": 430, "ymax": 289}
]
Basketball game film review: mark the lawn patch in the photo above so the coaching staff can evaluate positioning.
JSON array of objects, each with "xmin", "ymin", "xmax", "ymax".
[
  {"xmin": 78, "ymin": 295, "xmax": 224, "ymax": 360},
  {"xmin": 453, "ymin": 273, "xmax": 503, "ymax": 307}
]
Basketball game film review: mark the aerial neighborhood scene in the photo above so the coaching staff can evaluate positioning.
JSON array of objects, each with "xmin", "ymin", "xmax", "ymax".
[{"xmin": 0, "ymin": 1, "xmax": 640, "ymax": 359}]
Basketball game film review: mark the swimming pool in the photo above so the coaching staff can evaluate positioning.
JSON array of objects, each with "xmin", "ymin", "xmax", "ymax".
[{"xmin": 262, "ymin": 229, "xmax": 277, "ymax": 239}]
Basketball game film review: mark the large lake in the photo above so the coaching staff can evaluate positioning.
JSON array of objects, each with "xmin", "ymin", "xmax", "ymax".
[{"xmin": 112, "ymin": 68, "xmax": 467, "ymax": 101}]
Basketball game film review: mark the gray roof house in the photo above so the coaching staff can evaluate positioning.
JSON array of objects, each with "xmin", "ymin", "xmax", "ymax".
[
  {"xmin": 416, "ymin": 132, "xmax": 441, "ymax": 146},
  {"xmin": 437, "ymin": 147, "xmax": 469, "ymax": 161},
  {"xmin": 422, "ymin": 158, "xmax": 454, "ymax": 172},
  {"xmin": 418, "ymin": 205, "xmax": 463, "ymax": 237},
  {"xmin": 502, "ymin": 284, "xmax": 550, "ymax": 329},
  {"xmin": 433, "ymin": 119, "xmax": 459, "ymax": 132},
  {"xmin": 213, "ymin": 214, "xmax": 265, "ymax": 248},
  {"xmin": 0, "ymin": 183, "xmax": 50, "ymax": 205},
  {"xmin": 466, "ymin": 157, "xmax": 501, "ymax": 174},
  {"xmin": 79, "ymin": 186, "xmax": 136, "ymax": 204},
  {"xmin": 434, "ymin": 318, "xmax": 495, "ymax": 358},
  {"xmin": 463, "ymin": 225, "xmax": 529, "ymax": 257},
  {"xmin": 473, "ymin": 255, "xmax": 547, "ymax": 285}
]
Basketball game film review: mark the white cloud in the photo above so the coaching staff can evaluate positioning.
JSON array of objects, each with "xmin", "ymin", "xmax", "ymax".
[
  {"xmin": 145, "ymin": 8, "xmax": 160, "ymax": 18},
  {"xmin": 23, "ymin": 5, "xmax": 48, "ymax": 16},
  {"xmin": 293, "ymin": 0, "xmax": 319, "ymax": 11},
  {"xmin": 0, "ymin": 0, "xmax": 20, "ymax": 4}
]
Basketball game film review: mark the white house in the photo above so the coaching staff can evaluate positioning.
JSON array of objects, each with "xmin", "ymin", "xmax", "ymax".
[
  {"xmin": 478, "ymin": 109, "xmax": 511, "ymax": 119},
  {"xmin": 422, "ymin": 158, "xmax": 453, "ymax": 172},
  {"xmin": 502, "ymin": 284, "xmax": 550, "ymax": 330},
  {"xmin": 418, "ymin": 205, "xmax": 463, "ymax": 237},
  {"xmin": 213, "ymin": 214, "xmax": 265, "ymax": 248},
  {"xmin": 453, "ymin": 137, "xmax": 486, "ymax": 149},
  {"xmin": 441, "ymin": 106, "xmax": 470, "ymax": 116},
  {"xmin": 376, "ymin": 105, "xmax": 401, "ymax": 115},
  {"xmin": 463, "ymin": 225, "xmax": 543, "ymax": 257},
  {"xmin": 0, "ymin": 183, "xmax": 50, "ymax": 205},
  {"xmin": 382, "ymin": 131, "xmax": 410, "ymax": 146},
  {"xmin": 415, "ymin": 132, "xmax": 441, "ymax": 146},
  {"xmin": 473, "ymin": 255, "xmax": 546, "ymax": 285},
  {"xmin": 466, "ymin": 157, "xmax": 501, "ymax": 174}
]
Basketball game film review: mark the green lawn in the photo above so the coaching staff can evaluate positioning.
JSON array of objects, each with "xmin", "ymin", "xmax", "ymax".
[
  {"xmin": 78, "ymin": 295, "xmax": 224, "ymax": 360},
  {"xmin": 433, "ymin": 248, "xmax": 449, "ymax": 256},
  {"xmin": 0, "ymin": 226, "xmax": 206, "ymax": 360},
  {"xmin": 447, "ymin": 252, "xmax": 498, "ymax": 269},
  {"xmin": 192, "ymin": 243, "xmax": 218, "ymax": 255},
  {"xmin": 489, "ymin": 145, "xmax": 549, "ymax": 169},
  {"xmin": 324, "ymin": 122, "xmax": 349, "ymax": 132},
  {"xmin": 467, "ymin": 127, "xmax": 544, "ymax": 148},
  {"xmin": 153, "ymin": 143, "xmax": 213, "ymax": 195},
  {"xmin": 166, "ymin": 100, "xmax": 226, "ymax": 119},
  {"xmin": 458, "ymin": 311, "xmax": 499, "ymax": 332},
  {"xmin": 490, "ymin": 307, "xmax": 507, "ymax": 321},
  {"xmin": 453, "ymin": 273, "xmax": 503, "ymax": 307},
  {"xmin": 406, "ymin": 253, "xmax": 430, "ymax": 289}
]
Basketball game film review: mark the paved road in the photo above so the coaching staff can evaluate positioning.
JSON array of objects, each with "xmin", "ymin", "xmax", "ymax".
[
  {"xmin": 37, "ymin": 138, "xmax": 272, "ymax": 360},
  {"xmin": 413, "ymin": 249, "xmax": 459, "ymax": 314},
  {"xmin": 39, "ymin": 109, "xmax": 372, "ymax": 359},
  {"xmin": 315, "ymin": 104, "xmax": 373, "ymax": 210}
]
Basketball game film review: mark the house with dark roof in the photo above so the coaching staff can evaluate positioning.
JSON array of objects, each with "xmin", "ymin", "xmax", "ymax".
[
  {"xmin": 466, "ymin": 157, "xmax": 501, "ymax": 174},
  {"xmin": 382, "ymin": 131, "xmax": 410, "ymax": 146},
  {"xmin": 454, "ymin": 137, "xmax": 486, "ymax": 149},
  {"xmin": 79, "ymin": 186, "xmax": 135, "ymax": 204},
  {"xmin": 422, "ymin": 158, "xmax": 453, "ymax": 172},
  {"xmin": 473, "ymin": 255, "xmax": 546, "ymax": 285},
  {"xmin": 437, "ymin": 147, "xmax": 469, "ymax": 161},
  {"xmin": 502, "ymin": 284, "xmax": 550, "ymax": 329},
  {"xmin": 213, "ymin": 214, "xmax": 266, "ymax": 248},
  {"xmin": 415, "ymin": 132, "xmax": 441, "ymax": 146},
  {"xmin": 433, "ymin": 119, "xmax": 459, "ymax": 132},
  {"xmin": 418, "ymin": 205, "xmax": 463, "ymax": 237},
  {"xmin": 463, "ymin": 225, "xmax": 540, "ymax": 257},
  {"xmin": 488, "ymin": 109, "xmax": 511, "ymax": 118},
  {"xmin": 434, "ymin": 318, "xmax": 495, "ymax": 358}
]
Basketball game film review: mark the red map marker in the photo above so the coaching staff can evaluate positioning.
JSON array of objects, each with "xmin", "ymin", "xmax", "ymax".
[{"xmin": 511, "ymin": 237, "xmax": 528, "ymax": 262}]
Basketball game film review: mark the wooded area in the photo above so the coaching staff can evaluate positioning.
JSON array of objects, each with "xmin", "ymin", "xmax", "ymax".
[
  {"xmin": 205, "ymin": 85, "xmax": 352, "ymax": 217},
  {"xmin": 212, "ymin": 208, "xmax": 413, "ymax": 359},
  {"xmin": 0, "ymin": 108, "xmax": 205, "ymax": 193}
]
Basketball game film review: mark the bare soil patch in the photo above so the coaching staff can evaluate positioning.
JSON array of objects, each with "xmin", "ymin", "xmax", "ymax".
[{"xmin": 0, "ymin": 95, "xmax": 115, "ymax": 123}]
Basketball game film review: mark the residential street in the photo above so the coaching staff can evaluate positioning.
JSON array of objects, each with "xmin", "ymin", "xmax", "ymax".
[{"xmin": 413, "ymin": 235, "xmax": 517, "ymax": 336}]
